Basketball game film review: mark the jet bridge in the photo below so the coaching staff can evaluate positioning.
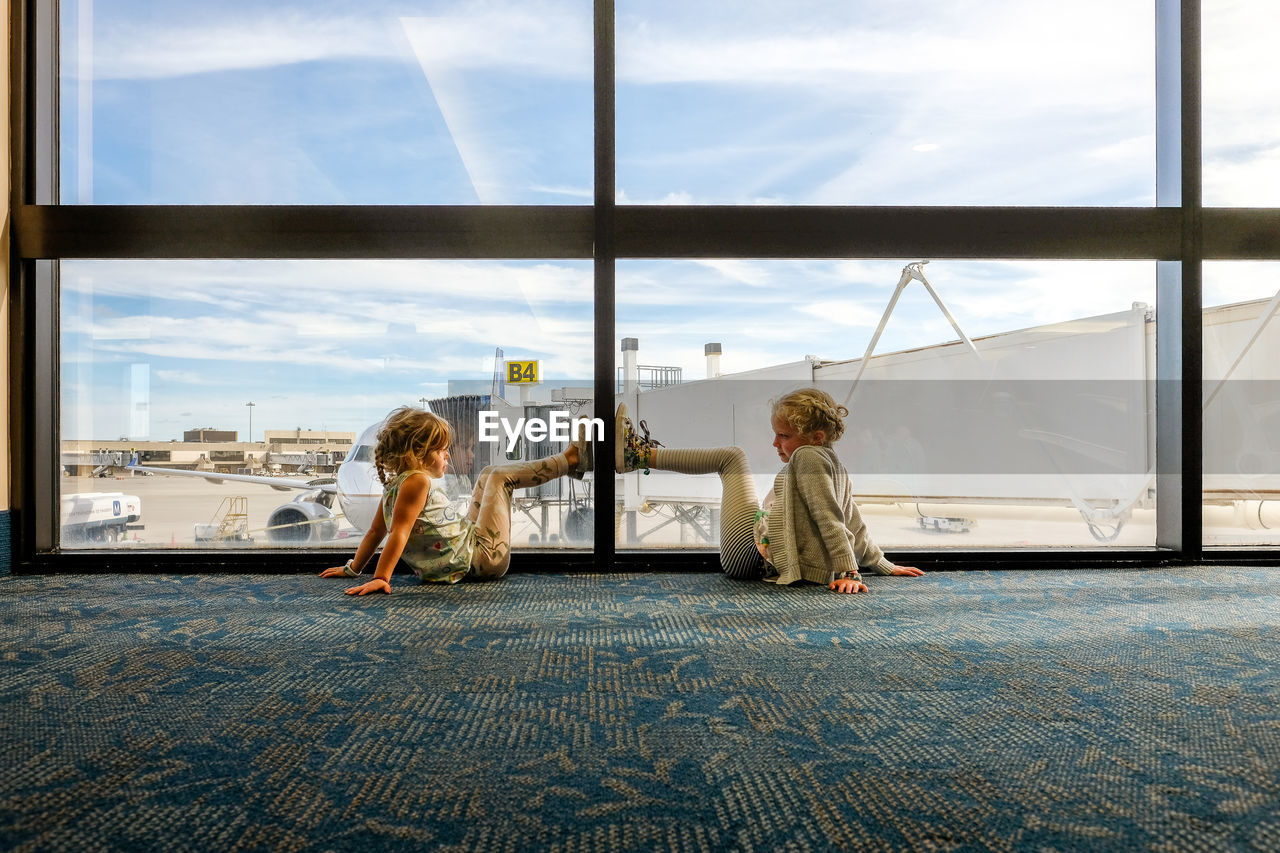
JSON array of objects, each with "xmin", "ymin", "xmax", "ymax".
[
  {"xmin": 615, "ymin": 262, "xmax": 1280, "ymax": 544},
  {"xmin": 430, "ymin": 391, "xmax": 598, "ymax": 545}
]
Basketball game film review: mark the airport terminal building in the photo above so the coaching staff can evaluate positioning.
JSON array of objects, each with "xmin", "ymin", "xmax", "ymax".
[
  {"xmin": 6, "ymin": 3, "xmax": 1280, "ymax": 851},
  {"xmin": 60, "ymin": 429, "xmax": 356, "ymax": 478}
]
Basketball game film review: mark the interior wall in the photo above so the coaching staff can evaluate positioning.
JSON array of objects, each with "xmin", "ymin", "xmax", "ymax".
[{"xmin": 2, "ymin": 0, "xmax": 11, "ymax": 528}]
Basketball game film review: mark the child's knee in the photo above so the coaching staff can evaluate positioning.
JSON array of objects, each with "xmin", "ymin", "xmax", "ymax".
[
  {"xmin": 721, "ymin": 445, "xmax": 749, "ymax": 473},
  {"xmin": 720, "ymin": 559, "xmax": 761, "ymax": 580},
  {"xmin": 472, "ymin": 561, "xmax": 509, "ymax": 581}
]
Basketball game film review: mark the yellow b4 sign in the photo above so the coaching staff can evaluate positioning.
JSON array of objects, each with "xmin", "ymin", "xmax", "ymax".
[{"xmin": 505, "ymin": 360, "xmax": 540, "ymax": 384}]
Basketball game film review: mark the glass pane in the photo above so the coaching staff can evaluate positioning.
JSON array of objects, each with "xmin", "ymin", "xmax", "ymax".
[
  {"xmin": 1203, "ymin": 261, "xmax": 1280, "ymax": 545},
  {"xmin": 1203, "ymin": 1, "xmax": 1280, "ymax": 206},
  {"xmin": 59, "ymin": 1, "xmax": 592, "ymax": 204},
  {"xmin": 60, "ymin": 260, "xmax": 595, "ymax": 553},
  {"xmin": 616, "ymin": 260, "xmax": 1157, "ymax": 554},
  {"xmin": 616, "ymin": 1, "xmax": 1154, "ymax": 205}
]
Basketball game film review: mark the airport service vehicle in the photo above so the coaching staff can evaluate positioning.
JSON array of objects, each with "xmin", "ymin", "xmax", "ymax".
[{"xmin": 60, "ymin": 492, "xmax": 142, "ymax": 543}]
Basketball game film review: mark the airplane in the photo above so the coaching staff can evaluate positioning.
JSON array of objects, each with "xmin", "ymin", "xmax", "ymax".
[
  {"xmin": 123, "ymin": 392, "xmax": 593, "ymax": 544},
  {"xmin": 122, "ymin": 350, "xmax": 524, "ymax": 543},
  {"xmin": 125, "ymin": 419, "xmax": 386, "ymax": 543}
]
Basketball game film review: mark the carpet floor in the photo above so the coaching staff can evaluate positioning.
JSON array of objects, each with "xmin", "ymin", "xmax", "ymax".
[{"xmin": 1, "ymin": 567, "xmax": 1279, "ymax": 851}]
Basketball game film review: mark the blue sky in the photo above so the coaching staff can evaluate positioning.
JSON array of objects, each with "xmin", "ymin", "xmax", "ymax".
[{"xmin": 57, "ymin": 0, "xmax": 1280, "ymax": 440}]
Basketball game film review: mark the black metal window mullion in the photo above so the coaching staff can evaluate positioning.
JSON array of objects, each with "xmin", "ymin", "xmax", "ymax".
[
  {"xmin": 1177, "ymin": 0, "xmax": 1204, "ymax": 559},
  {"xmin": 593, "ymin": 0, "xmax": 616, "ymax": 570}
]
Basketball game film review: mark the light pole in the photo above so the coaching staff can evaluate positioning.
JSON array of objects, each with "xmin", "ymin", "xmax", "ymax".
[
  {"xmin": 418, "ymin": 397, "xmax": 428, "ymax": 409},
  {"xmin": 246, "ymin": 401, "xmax": 255, "ymax": 443}
]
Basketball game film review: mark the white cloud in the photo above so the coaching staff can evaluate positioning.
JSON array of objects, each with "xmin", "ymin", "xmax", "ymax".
[
  {"xmin": 154, "ymin": 370, "xmax": 215, "ymax": 386},
  {"xmin": 1205, "ymin": 146, "xmax": 1280, "ymax": 209},
  {"xmin": 70, "ymin": 3, "xmax": 593, "ymax": 205},
  {"xmin": 530, "ymin": 184, "xmax": 593, "ymax": 199},
  {"xmin": 395, "ymin": 6, "xmax": 591, "ymax": 204},
  {"xmin": 616, "ymin": 1, "xmax": 1155, "ymax": 206},
  {"xmin": 927, "ymin": 262, "xmax": 1156, "ymax": 336},
  {"xmin": 616, "ymin": 188, "xmax": 695, "ymax": 205},
  {"xmin": 1204, "ymin": 0, "xmax": 1280, "ymax": 195},
  {"xmin": 1204, "ymin": 262, "xmax": 1280, "ymax": 308},
  {"xmin": 59, "ymin": 260, "xmax": 595, "ymax": 405},
  {"xmin": 691, "ymin": 260, "xmax": 775, "ymax": 288},
  {"xmin": 798, "ymin": 301, "xmax": 880, "ymax": 327},
  {"xmin": 827, "ymin": 260, "xmax": 913, "ymax": 288},
  {"xmin": 82, "ymin": 303, "xmax": 592, "ymax": 380},
  {"xmin": 62, "ymin": 260, "xmax": 593, "ymax": 311},
  {"xmin": 82, "ymin": 3, "xmax": 590, "ymax": 81},
  {"xmin": 398, "ymin": 8, "xmax": 590, "ymax": 78},
  {"xmin": 1086, "ymin": 135, "xmax": 1154, "ymax": 165},
  {"xmin": 89, "ymin": 15, "xmax": 392, "ymax": 80},
  {"xmin": 617, "ymin": 259, "xmax": 1161, "ymax": 369},
  {"xmin": 618, "ymin": 2, "xmax": 1149, "ymax": 101}
]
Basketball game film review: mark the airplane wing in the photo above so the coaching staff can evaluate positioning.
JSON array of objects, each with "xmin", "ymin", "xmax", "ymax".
[{"xmin": 125, "ymin": 464, "xmax": 338, "ymax": 494}]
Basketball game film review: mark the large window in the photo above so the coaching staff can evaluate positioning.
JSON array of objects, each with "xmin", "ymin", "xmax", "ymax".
[
  {"xmin": 1202, "ymin": 261, "xmax": 1280, "ymax": 546},
  {"xmin": 59, "ymin": 1, "xmax": 593, "ymax": 204},
  {"xmin": 1203, "ymin": 0, "xmax": 1280, "ymax": 207},
  {"xmin": 617, "ymin": 260, "xmax": 1157, "ymax": 550},
  {"xmin": 617, "ymin": 1, "xmax": 1155, "ymax": 205},
  {"xmin": 14, "ymin": 0, "xmax": 1280, "ymax": 568},
  {"xmin": 1200, "ymin": 0, "xmax": 1280, "ymax": 547},
  {"xmin": 59, "ymin": 260, "xmax": 594, "ymax": 550}
]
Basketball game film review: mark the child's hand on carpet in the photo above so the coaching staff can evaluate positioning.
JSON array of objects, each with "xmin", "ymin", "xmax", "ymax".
[
  {"xmin": 891, "ymin": 566, "xmax": 925, "ymax": 577},
  {"xmin": 345, "ymin": 578, "xmax": 391, "ymax": 596},
  {"xmin": 828, "ymin": 576, "xmax": 868, "ymax": 594},
  {"xmin": 319, "ymin": 565, "xmax": 353, "ymax": 578}
]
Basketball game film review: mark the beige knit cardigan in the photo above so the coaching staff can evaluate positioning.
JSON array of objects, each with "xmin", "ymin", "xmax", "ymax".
[{"xmin": 764, "ymin": 444, "xmax": 897, "ymax": 586}]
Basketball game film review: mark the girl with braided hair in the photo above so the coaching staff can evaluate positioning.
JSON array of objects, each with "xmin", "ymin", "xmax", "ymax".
[
  {"xmin": 321, "ymin": 406, "xmax": 592, "ymax": 594},
  {"xmin": 616, "ymin": 388, "xmax": 923, "ymax": 593}
]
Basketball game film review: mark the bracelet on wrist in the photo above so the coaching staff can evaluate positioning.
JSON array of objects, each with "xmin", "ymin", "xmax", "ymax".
[{"xmin": 342, "ymin": 558, "xmax": 362, "ymax": 577}]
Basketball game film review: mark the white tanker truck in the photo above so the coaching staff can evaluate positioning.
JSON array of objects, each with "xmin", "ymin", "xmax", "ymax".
[{"xmin": 60, "ymin": 492, "xmax": 142, "ymax": 543}]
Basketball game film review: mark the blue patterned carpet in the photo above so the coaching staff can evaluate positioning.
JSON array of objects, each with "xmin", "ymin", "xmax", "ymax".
[{"xmin": 2, "ymin": 568, "xmax": 1279, "ymax": 851}]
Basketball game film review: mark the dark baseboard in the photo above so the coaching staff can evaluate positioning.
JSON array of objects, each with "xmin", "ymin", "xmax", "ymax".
[{"xmin": 0, "ymin": 511, "xmax": 10, "ymax": 576}]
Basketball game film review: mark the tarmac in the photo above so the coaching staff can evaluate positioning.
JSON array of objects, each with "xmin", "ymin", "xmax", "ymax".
[{"xmin": 61, "ymin": 474, "xmax": 358, "ymax": 550}]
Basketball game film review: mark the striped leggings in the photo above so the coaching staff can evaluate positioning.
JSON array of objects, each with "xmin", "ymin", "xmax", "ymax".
[
  {"xmin": 650, "ymin": 446, "xmax": 764, "ymax": 579},
  {"xmin": 468, "ymin": 453, "xmax": 572, "ymax": 579}
]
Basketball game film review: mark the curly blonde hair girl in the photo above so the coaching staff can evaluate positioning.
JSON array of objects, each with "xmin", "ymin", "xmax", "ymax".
[
  {"xmin": 374, "ymin": 406, "xmax": 453, "ymax": 485},
  {"xmin": 771, "ymin": 388, "xmax": 849, "ymax": 444}
]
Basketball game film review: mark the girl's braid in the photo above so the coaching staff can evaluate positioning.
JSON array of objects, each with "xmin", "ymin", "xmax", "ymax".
[{"xmin": 773, "ymin": 388, "xmax": 849, "ymax": 443}]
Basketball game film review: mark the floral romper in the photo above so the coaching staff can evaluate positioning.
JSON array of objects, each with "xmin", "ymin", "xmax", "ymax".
[{"xmin": 381, "ymin": 470, "xmax": 476, "ymax": 583}]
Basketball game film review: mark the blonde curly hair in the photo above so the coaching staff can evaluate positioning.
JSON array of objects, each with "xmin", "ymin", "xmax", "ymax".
[
  {"xmin": 771, "ymin": 388, "xmax": 849, "ymax": 444},
  {"xmin": 374, "ymin": 406, "xmax": 453, "ymax": 485}
]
